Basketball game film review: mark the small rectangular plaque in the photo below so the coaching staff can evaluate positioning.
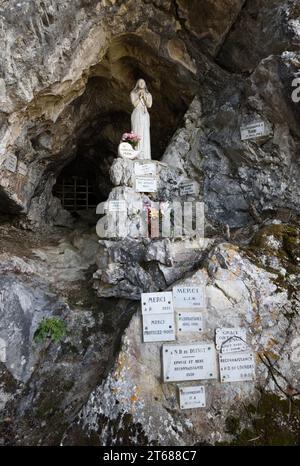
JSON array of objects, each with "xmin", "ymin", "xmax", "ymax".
[
  {"xmin": 179, "ymin": 385, "xmax": 206, "ymax": 409},
  {"xmin": 219, "ymin": 351, "xmax": 255, "ymax": 383},
  {"xmin": 17, "ymin": 162, "xmax": 28, "ymax": 176},
  {"xmin": 108, "ymin": 200, "xmax": 127, "ymax": 212},
  {"xmin": 135, "ymin": 177, "xmax": 157, "ymax": 193},
  {"xmin": 240, "ymin": 121, "xmax": 265, "ymax": 141},
  {"xmin": 215, "ymin": 328, "xmax": 247, "ymax": 353},
  {"xmin": 163, "ymin": 342, "xmax": 217, "ymax": 382},
  {"xmin": 180, "ymin": 180, "xmax": 197, "ymax": 197},
  {"xmin": 135, "ymin": 162, "xmax": 156, "ymax": 176},
  {"xmin": 5, "ymin": 154, "xmax": 17, "ymax": 173},
  {"xmin": 141, "ymin": 291, "xmax": 173, "ymax": 315},
  {"xmin": 173, "ymin": 286, "xmax": 205, "ymax": 309},
  {"xmin": 143, "ymin": 313, "xmax": 175, "ymax": 342},
  {"xmin": 177, "ymin": 311, "xmax": 204, "ymax": 333}
]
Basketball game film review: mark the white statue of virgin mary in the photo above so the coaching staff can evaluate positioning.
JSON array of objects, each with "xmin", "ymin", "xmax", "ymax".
[{"xmin": 130, "ymin": 79, "xmax": 152, "ymax": 159}]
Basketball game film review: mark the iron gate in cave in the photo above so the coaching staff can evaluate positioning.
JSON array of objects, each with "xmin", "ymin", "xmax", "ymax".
[{"xmin": 53, "ymin": 176, "xmax": 98, "ymax": 211}]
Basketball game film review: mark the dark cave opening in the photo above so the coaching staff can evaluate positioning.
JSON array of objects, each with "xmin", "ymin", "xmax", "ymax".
[
  {"xmin": 0, "ymin": 33, "xmax": 198, "ymax": 223},
  {"xmin": 49, "ymin": 33, "xmax": 198, "ymax": 221}
]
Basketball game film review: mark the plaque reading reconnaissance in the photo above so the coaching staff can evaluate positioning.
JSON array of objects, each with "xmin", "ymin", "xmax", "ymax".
[
  {"xmin": 179, "ymin": 385, "xmax": 206, "ymax": 409},
  {"xmin": 163, "ymin": 342, "xmax": 217, "ymax": 382},
  {"xmin": 219, "ymin": 351, "xmax": 255, "ymax": 382}
]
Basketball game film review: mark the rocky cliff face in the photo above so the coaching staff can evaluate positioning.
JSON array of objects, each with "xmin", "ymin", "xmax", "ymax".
[{"xmin": 0, "ymin": 0, "xmax": 299, "ymax": 446}]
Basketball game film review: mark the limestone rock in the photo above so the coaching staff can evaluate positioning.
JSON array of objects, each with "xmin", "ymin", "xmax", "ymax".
[{"xmin": 72, "ymin": 242, "xmax": 300, "ymax": 446}]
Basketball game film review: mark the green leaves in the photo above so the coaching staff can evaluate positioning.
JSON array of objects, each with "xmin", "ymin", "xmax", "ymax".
[{"xmin": 33, "ymin": 317, "xmax": 67, "ymax": 344}]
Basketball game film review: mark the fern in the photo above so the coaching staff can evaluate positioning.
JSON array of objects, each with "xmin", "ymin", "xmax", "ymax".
[{"xmin": 33, "ymin": 317, "xmax": 67, "ymax": 344}]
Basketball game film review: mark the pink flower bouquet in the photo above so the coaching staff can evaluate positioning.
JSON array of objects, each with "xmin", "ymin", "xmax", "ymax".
[{"xmin": 121, "ymin": 131, "xmax": 141, "ymax": 150}]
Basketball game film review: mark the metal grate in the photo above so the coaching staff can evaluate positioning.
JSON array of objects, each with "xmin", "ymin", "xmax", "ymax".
[{"xmin": 53, "ymin": 176, "xmax": 97, "ymax": 211}]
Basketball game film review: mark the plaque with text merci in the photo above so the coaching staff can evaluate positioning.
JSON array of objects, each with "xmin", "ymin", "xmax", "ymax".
[
  {"xmin": 163, "ymin": 342, "xmax": 217, "ymax": 382},
  {"xmin": 141, "ymin": 291, "xmax": 173, "ymax": 315},
  {"xmin": 179, "ymin": 385, "xmax": 206, "ymax": 409},
  {"xmin": 177, "ymin": 311, "xmax": 203, "ymax": 333},
  {"xmin": 142, "ymin": 313, "xmax": 175, "ymax": 342}
]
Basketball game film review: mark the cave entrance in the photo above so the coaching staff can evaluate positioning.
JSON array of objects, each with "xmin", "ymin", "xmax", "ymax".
[{"xmin": 50, "ymin": 33, "xmax": 197, "ymax": 224}]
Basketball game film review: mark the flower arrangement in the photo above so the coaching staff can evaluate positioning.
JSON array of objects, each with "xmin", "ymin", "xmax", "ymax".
[{"xmin": 121, "ymin": 131, "xmax": 141, "ymax": 149}]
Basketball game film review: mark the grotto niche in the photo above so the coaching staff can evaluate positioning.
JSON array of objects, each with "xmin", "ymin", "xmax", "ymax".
[{"xmin": 49, "ymin": 33, "xmax": 197, "ymax": 223}]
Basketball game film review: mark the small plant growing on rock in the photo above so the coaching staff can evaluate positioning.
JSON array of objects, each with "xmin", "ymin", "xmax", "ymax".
[{"xmin": 33, "ymin": 317, "xmax": 67, "ymax": 344}]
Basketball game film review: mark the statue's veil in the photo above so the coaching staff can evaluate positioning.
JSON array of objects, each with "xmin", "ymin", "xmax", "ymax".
[{"xmin": 131, "ymin": 79, "xmax": 150, "ymax": 95}]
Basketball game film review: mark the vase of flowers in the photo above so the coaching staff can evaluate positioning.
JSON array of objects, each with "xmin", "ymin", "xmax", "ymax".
[{"xmin": 121, "ymin": 131, "xmax": 141, "ymax": 150}]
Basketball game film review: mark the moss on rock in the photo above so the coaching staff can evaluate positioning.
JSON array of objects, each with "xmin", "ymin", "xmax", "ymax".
[{"xmin": 221, "ymin": 392, "xmax": 300, "ymax": 446}]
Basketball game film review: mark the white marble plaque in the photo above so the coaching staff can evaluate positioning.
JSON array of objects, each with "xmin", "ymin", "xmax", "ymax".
[
  {"xmin": 17, "ymin": 162, "xmax": 28, "ymax": 176},
  {"xmin": 4, "ymin": 154, "xmax": 17, "ymax": 173},
  {"xmin": 118, "ymin": 142, "xmax": 138, "ymax": 159},
  {"xmin": 216, "ymin": 328, "xmax": 247, "ymax": 353},
  {"xmin": 219, "ymin": 351, "xmax": 255, "ymax": 383},
  {"xmin": 240, "ymin": 121, "xmax": 265, "ymax": 141},
  {"xmin": 135, "ymin": 162, "xmax": 156, "ymax": 176},
  {"xmin": 108, "ymin": 200, "xmax": 127, "ymax": 212},
  {"xmin": 135, "ymin": 177, "xmax": 157, "ymax": 193},
  {"xmin": 141, "ymin": 291, "xmax": 173, "ymax": 315},
  {"xmin": 143, "ymin": 313, "xmax": 175, "ymax": 342},
  {"xmin": 163, "ymin": 342, "xmax": 217, "ymax": 382},
  {"xmin": 179, "ymin": 385, "xmax": 206, "ymax": 409},
  {"xmin": 180, "ymin": 180, "xmax": 197, "ymax": 197},
  {"xmin": 177, "ymin": 311, "xmax": 203, "ymax": 333},
  {"xmin": 173, "ymin": 286, "xmax": 205, "ymax": 309}
]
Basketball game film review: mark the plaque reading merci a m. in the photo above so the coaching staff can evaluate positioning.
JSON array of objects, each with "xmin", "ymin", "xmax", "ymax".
[
  {"xmin": 173, "ymin": 286, "xmax": 205, "ymax": 310},
  {"xmin": 219, "ymin": 351, "xmax": 255, "ymax": 383},
  {"xmin": 141, "ymin": 291, "xmax": 173, "ymax": 315},
  {"xmin": 163, "ymin": 342, "xmax": 218, "ymax": 382},
  {"xmin": 179, "ymin": 385, "xmax": 206, "ymax": 409}
]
